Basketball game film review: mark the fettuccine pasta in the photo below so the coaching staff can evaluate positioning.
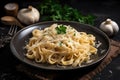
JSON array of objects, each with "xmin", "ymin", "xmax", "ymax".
[{"xmin": 25, "ymin": 23, "xmax": 97, "ymax": 67}]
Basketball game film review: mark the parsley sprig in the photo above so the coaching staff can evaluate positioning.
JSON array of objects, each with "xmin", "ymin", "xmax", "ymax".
[{"xmin": 56, "ymin": 25, "xmax": 66, "ymax": 34}]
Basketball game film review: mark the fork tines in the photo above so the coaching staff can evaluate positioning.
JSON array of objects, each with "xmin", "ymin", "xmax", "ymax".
[{"xmin": 8, "ymin": 25, "xmax": 17, "ymax": 36}]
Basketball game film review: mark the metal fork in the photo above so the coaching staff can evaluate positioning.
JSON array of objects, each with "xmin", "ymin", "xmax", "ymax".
[
  {"xmin": 4, "ymin": 25, "xmax": 18, "ymax": 42},
  {"xmin": 8, "ymin": 25, "xmax": 17, "ymax": 37},
  {"xmin": 0, "ymin": 25, "xmax": 18, "ymax": 48}
]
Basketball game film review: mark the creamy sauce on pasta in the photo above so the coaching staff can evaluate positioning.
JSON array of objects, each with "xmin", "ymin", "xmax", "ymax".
[{"xmin": 25, "ymin": 24, "xmax": 97, "ymax": 67}]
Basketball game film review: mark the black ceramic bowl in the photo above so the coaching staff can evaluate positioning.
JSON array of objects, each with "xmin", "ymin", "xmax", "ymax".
[{"xmin": 10, "ymin": 21, "xmax": 110, "ymax": 70}]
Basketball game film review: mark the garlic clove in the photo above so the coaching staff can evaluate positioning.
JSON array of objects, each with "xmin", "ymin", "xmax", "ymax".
[
  {"xmin": 17, "ymin": 6, "xmax": 40, "ymax": 25},
  {"xmin": 99, "ymin": 18, "xmax": 119, "ymax": 36},
  {"xmin": 100, "ymin": 24, "xmax": 113, "ymax": 36},
  {"xmin": 111, "ymin": 21, "xmax": 119, "ymax": 34}
]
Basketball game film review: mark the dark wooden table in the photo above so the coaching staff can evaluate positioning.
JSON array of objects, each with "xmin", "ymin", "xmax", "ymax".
[{"xmin": 0, "ymin": 0, "xmax": 120, "ymax": 80}]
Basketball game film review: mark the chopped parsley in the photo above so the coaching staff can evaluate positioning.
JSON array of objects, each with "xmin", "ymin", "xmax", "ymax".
[
  {"xmin": 56, "ymin": 25, "xmax": 67, "ymax": 34},
  {"xmin": 59, "ymin": 41, "xmax": 62, "ymax": 46},
  {"xmin": 74, "ymin": 33, "xmax": 76, "ymax": 36}
]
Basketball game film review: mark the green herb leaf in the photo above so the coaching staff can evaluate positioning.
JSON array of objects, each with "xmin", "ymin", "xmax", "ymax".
[
  {"xmin": 74, "ymin": 33, "xmax": 76, "ymax": 36},
  {"xmin": 59, "ymin": 41, "xmax": 62, "ymax": 46},
  {"xmin": 56, "ymin": 25, "xmax": 67, "ymax": 34}
]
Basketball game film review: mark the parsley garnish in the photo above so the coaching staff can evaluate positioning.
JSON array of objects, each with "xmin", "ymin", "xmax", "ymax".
[
  {"xmin": 56, "ymin": 25, "xmax": 67, "ymax": 34},
  {"xmin": 59, "ymin": 41, "xmax": 62, "ymax": 46},
  {"xmin": 74, "ymin": 33, "xmax": 76, "ymax": 36}
]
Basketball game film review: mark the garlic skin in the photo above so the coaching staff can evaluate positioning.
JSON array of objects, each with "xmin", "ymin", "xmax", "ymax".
[
  {"xmin": 100, "ymin": 19, "xmax": 119, "ymax": 36},
  {"xmin": 17, "ymin": 6, "xmax": 40, "ymax": 25}
]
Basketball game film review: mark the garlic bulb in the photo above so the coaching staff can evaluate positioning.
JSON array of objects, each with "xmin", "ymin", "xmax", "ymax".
[
  {"xmin": 17, "ymin": 6, "xmax": 40, "ymax": 25},
  {"xmin": 100, "ymin": 18, "xmax": 119, "ymax": 36}
]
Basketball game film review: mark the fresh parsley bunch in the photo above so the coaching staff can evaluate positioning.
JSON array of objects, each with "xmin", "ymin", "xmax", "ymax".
[{"xmin": 37, "ymin": 0, "xmax": 96, "ymax": 25}]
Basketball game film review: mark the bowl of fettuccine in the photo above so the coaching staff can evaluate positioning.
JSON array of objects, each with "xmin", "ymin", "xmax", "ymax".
[{"xmin": 10, "ymin": 21, "xmax": 110, "ymax": 70}]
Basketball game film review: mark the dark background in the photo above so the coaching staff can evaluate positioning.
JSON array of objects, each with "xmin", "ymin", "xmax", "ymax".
[{"xmin": 0, "ymin": 0, "xmax": 120, "ymax": 80}]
